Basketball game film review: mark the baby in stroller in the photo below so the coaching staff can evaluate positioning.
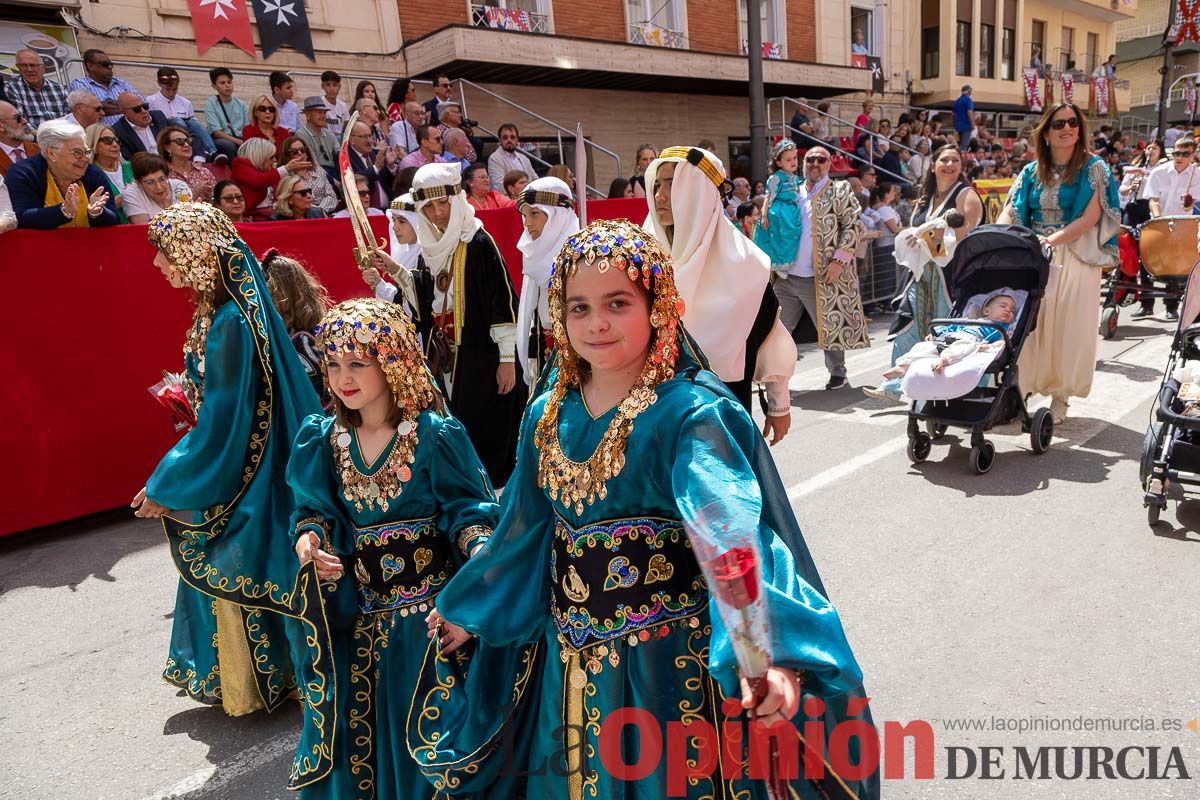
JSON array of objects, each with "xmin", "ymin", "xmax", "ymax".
[{"xmin": 884, "ymin": 294, "xmax": 1017, "ymax": 378}]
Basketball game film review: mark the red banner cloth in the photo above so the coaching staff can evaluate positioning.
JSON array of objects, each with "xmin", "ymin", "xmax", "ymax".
[
  {"xmin": 188, "ymin": 0, "xmax": 256, "ymax": 57},
  {"xmin": 0, "ymin": 199, "xmax": 647, "ymax": 536}
]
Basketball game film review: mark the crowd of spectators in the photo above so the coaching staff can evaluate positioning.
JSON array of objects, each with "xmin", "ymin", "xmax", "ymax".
[{"xmin": 0, "ymin": 51, "xmax": 557, "ymax": 232}]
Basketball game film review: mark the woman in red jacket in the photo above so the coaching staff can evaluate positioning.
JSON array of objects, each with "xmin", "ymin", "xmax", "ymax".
[
  {"xmin": 241, "ymin": 94, "xmax": 291, "ymax": 158},
  {"xmin": 232, "ymin": 137, "xmax": 309, "ymax": 220}
]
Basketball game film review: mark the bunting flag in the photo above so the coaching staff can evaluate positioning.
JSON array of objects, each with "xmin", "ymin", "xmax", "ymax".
[
  {"xmin": 867, "ymin": 56, "xmax": 885, "ymax": 93},
  {"xmin": 1186, "ymin": 79, "xmax": 1197, "ymax": 120},
  {"xmin": 1093, "ymin": 77, "xmax": 1110, "ymax": 117},
  {"xmin": 250, "ymin": 0, "xmax": 316, "ymax": 60},
  {"xmin": 1060, "ymin": 73, "xmax": 1074, "ymax": 106},
  {"xmin": 1022, "ymin": 68, "xmax": 1043, "ymax": 112},
  {"xmin": 188, "ymin": 0, "xmax": 256, "ymax": 57},
  {"xmin": 1174, "ymin": 0, "xmax": 1200, "ymax": 45}
]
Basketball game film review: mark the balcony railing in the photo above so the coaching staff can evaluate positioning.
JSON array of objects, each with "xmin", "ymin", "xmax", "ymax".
[
  {"xmin": 628, "ymin": 23, "xmax": 688, "ymax": 49},
  {"xmin": 470, "ymin": 3, "xmax": 552, "ymax": 34}
]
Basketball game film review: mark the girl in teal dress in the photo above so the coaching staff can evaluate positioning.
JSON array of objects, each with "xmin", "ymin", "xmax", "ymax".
[
  {"xmin": 285, "ymin": 298, "xmax": 499, "ymax": 799},
  {"xmin": 132, "ymin": 203, "xmax": 322, "ymax": 715},
  {"xmin": 418, "ymin": 220, "xmax": 878, "ymax": 799},
  {"xmin": 754, "ymin": 139, "xmax": 803, "ymax": 271}
]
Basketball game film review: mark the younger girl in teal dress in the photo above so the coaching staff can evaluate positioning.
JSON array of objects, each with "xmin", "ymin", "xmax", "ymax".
[
  {"xmin": 418, "ymin": 220, "xmax": 878, "ymax": 799},
  {"xmin": 285, "ymin": 298, "xmax": 498, "ymax": 799},
  {"xmin": 754, "ymin": 139, "xmax": 803, "ymax": 271}
]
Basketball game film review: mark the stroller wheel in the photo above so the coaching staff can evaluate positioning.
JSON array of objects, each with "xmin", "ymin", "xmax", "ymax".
[
  {"xmin": 907, "ymin": 432, "xmax": 932, "ymax": 463},
  {"xmin": 1030, "ymin": 408, "xmax": 1053, "ymax": 454},
  {"xmin": 970, "ymin": 440, "xmax": 996, "ymax": 474},
  {"xmin": 1139, "ymin": 422, "xmax": 1165, "ymax": 486},
  {"xmin": 925, "ymin": 421, "xmax": 948, "ymax": 440},
  {"xmin": 1148, "ymin": 503, "xmax": 1161, "ymax": 526},
  {"xmin": 1100, "ymin": 306, "xmax": 1119, "ymax": 340}
]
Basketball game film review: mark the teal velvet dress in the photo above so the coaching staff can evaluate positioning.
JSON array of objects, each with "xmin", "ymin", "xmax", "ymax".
[
  {"xmin": 148, "ymin": 240, "xmax": 322, "ymax": 713},
  {"xmin": 754, "ymin": 169, "xmax": 803, "ymax": 270},
  {"xmin": 285, "ymin": 411, "xmax": 499, "ymax": 799},
  {"xmin": 410, "ymin": 337, "xmax": 879, "ymax": 800}
]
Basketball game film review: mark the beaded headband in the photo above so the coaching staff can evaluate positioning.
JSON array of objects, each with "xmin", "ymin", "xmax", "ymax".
[
  {"xmin": 389, "ymin": 195, "xmax": 417, "ymax": 213},
  {"xmin": 657, "ymin": 146, "xmax": 725, "ymax": 190},
  {"xmin": 516, "ymin": 187, "xmax": 574, "ymax": 212},
  {"xmin": 148, "ymin": 202, "xmax": 240, "ymax": 292},
  {"xmin": 411, "ymin": 184, "xmax": 459, "ymax": 203}
]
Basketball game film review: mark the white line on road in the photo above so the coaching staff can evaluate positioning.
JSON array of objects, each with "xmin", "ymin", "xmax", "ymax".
[{"xmin": 141, "ymin": 730, "xmax": 297, "ymax": 800}]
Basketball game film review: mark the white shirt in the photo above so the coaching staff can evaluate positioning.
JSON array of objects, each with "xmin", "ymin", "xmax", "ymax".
[
  {"xmin": 790, "ymin": 177, "xmax": 828, "ymax": 278},
  {"xmin": 275, "ymin": 98, "xmax": 300, "ymax": 133},
  {"xmin": 147, "ymin": 91, "xmax": 195, "ymax": 120},
  {"xmin": 388, "ymin": 120, "xmax": 418, "ymax": 153},
  {"xmin": 133, "ymin": 123, "xmax": 157, "ymax": 153},
  {"xmin": 1165, "ymin": 128, "xmax": 1185, "ymax": 148},
  {"xmin": 872, "ymin": 205, "xmax": 900, "ymax": 247},
  {"xmin": 102, "ymin": 165, "xmax": 128, "ymax": 194},
  {"xmin": 122, "ymin": 178, "xmax": 191, "ymax": 219},
  {"xmin": 1143, "ymin": 161, "xmax": 1200, "ymax": 216},
  {"xmin": 0, "ymin": 140, "xmax": 27, "ymax": 163},
  {"xmin": 487, "ymin": 147, "xmax": 537, "ymax": 191},
  {"xmin": 323, "ymin": 98, "xmax": 349, "ymax": 136}
]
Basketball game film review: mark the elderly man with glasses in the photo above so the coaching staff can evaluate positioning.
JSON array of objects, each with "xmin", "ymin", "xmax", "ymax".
[
  {"xmin": 111, "ymin": 91, "xmax": 170, "ymax": 161},
  {"xmin": 6, "ymin": 118, "xmax": 117, "ymax": 228},
  {"xmin": 62, "ymin": 89, "xmax": 103, "ymax": 130},
  {"xmin": 7, "ymin": 49, "xmax": 69, "ymax": 129},
  {"xmin": 771, "ymin": 146, "xmax": 869, "ymax": 390},
  {"xmin": 69, "ymin": 49, "xmax": 140, "ymax": 125},
  {"xmin": 0, "ymin": 101, "xmax": 38, "ymax": 176},
  {"xmin": 146, "ymin": 67, "xmax": 217, "ymax": 162}
]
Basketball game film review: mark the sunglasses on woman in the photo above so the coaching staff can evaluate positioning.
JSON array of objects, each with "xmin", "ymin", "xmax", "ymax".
[
  {"xmin": 220, "ymin": 193, "xmax": 245, "ymax": 203},
  {"xmin": 97, "ymin": 135, "xmax": 118, "ymax": 145},
  {"xmin": 294, "ymin": 188, "xmax": 313, "ymax": 197},
  {"xmin": 287, "ymin": 147, "xmax": 307, "ymax": 156},
  {"xmin": 167, "ymin": 137, "xmax": 191, "ymax": 147},
  {"xmin": 1049, "ymin": 117, "xmax": 1081, "ymax": 131},
  {"xmin": 256, "ymin": 105, "xmax": 276, "ymax": 114}
]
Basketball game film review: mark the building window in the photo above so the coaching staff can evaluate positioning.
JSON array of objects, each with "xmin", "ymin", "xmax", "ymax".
[
  {"xmin": 921, "ymin": 26, "xmax": 939, "ymax": 79},
  {"xmin": 1086, "ymin": 31, "xmax": 1099, "ymax": 75},
  {"xmin": 469, "ymin": 0, "xmax": 552, "ymax": 33},
  {"xmin": 850, "ymin": 7, "xmax": 873, "ymax": 57},
  {"xmin": 738, "ymin": 0, "xmax": 786, "ymax": 59},
  {"xmin": 979, "ymin": 23, "xmax": 994, "ymax": 78},
  {"xmin": 1031, "ymin": 19, "xmax": 1045, "ymax": 72},
  {"xmin": 1001, "ymin": 27, "xmax": 1015, "ymax": 80},
  {"xmin": 1060, "ymin": 26, "xmax": 1074, "ymax": 73},
  {"xmin": 956, "ymin": 21, "xmax": 971, "ymax": 76},
  {"xmin": 626, "ymin": 0, "xmax": 688, "ymax": 48}
]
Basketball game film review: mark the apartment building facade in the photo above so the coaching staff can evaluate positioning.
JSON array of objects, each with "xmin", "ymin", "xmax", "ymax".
[{"xmin": 1115, "ymin": 0, "xmax": 1199, "ymax": 124}]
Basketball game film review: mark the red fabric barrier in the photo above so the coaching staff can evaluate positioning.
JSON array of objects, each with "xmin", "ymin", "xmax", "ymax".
[{"xmin": 0, "ymin": 198, "xmax": 647, "ymax": 536}]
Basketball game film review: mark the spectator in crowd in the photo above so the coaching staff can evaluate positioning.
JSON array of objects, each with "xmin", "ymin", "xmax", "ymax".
[
  {"xmin": 810, "ymin": 101, "xmax": 835, "ymax": 146},
  {"xmin": 607, "ymin": 177, "xmax": 632, "ymax": 198},
  {"xmin": 8, "ymin": 49, "xmax": 69, "ymax": 129},
  {"xmin": 354, "ymin": 80, "xmax": 378, "ymax": 106},
  {"xmin": 112, "ymin": 92, "xmax": 168, "ymax": 160},
  {"xmin": 869, "ymin": 182, "xmax": 901, "ymax": 248},
  {"xmin": 503, "ymin": 168, "xmax": 529, "ymax": 200},
  {"xmin": 788, "ymin": 102, "xmax": 817, "ymax": 150},
  {"xmin": 907, "ymin": 138, "xmax": 930, "ymax": 183},
  {"xmin": 487, "ymin": 122, "xmax": 537, "ymax": 191},
  {"xmin": 953, "ymin": 85, "xmax": 975, "ymax": 150},
  {"xmin": 213, "ymin": 179, "xmax": 247, "ymax": 222},
  {"xmin": 629, "ymin": 143, "xmax": 655, "ymax": 197},
  {"xmin": 385, "ymin": 77, "xmax": 417, "ymax": 123},
  {"xmin": 392, "ymin": 165, "xmax": 418, "ymax": 196},
  {"xmin": 546, "ymin": 163, "xmax": 574, "ymax": 186},
  {"xmin": 852, "ymin": 164, "xmax": 876, "ymax": 209},
  {"xmin": 158, "ymin": 125, "xmax": 214, "ymax": 203},
  {"xmin": 1095, "ymin": 124, "xmax": 1113, "ymax": 151},
  {"xmin": 1119, "ymin": 140, "xmax": 1164, "ymax": 223},
  {"xmin": 242, "ymin": 94, "xmax": 290, "ymax": 154},
  {"xmin": 851, "ymin": 28, "xmax": 869, "ymax": 54},
  {"xmin": 752, "ymin": 179, "xmax": 765, "ymax": 196},
  {"xmin": 204, "ymin": 67, "xmax": 247, "ymax": 162},
  {"xmin": 877, "ymin": 118, "xmax": 893, "ymax": 143},
  {"xmin": 271, "ymin": 174, "xmax": 327, "ymax": 220},
  {"xmin": 86, "ymin": 122, "xmax": 130, "ymax": 218},
  {"xmin": 297, "ymin": 96, "xmax": 340, "ymax": 186},
  {"xmin": 697, "ymin": 138, "xmax": 717, "ymax": 152},
  {"xmin": 0, "ymin": 175, "xmax": 15, "ymax": 234},
  {"xmin": 398, "ymin": 124, "xmax": 446, "ymax": 170},
  {"xmin": 0, "ymin": 101, "xmax": 37, "ymax": 176},
  {"xmin": 442, "ymin": 128, "xmax": 473, "ymax": 172},
  {"xmin": 1164, "ymin": 122, "xmax": 1187, "ymax": 149},
  {"xmin": 122, "ymin": 151, "xmax": 190, "ymax": 223},
  {"xmin": 389, "ymin": 100, "xmax": 423, "ymax": 154},
  {"xmin": 877, "ymin": 138, "xmax": 905, "ymax": 185},
  {"xmin": 436, "ymin": 100, "xmax": 479, "ymax": 162},
  {"xmin": 63, "ymin": 90, "xmax": 102, "ymax": 130},
  {"xmin": 854, "ymin": 99, "xmax": 874, "ymax": 148},
  {"xmin": 894, "ymin": 183, "xmax": 918, "ymax": 227},
  {"xmin": 424, "ymin": 74, "xmax": 453, "ymax": 124},
  {"xmin": 355, "ymin": 98, "xmax": 389, "ymax": 148},
  {"xmin": 726, "ymin": 175, "xmax": 752, "ymax": 217},
  {"xmin": 1138, "ymin": 135, "xmax": 1199, "ymax": 320},
  {"xmin": 8, "ymin": 119, "xmax": 115, "ymax": 228},
  {"xmin": 463, "ymin": 162, "xmax": 513, "ymax": 210},
  {"xmin": 347, "ymin": 120, "xmax": 397, "ymax": 209},
  {"xmin": 319, "ymin": 70, "xmax": 348, "ymax": 136},
  {"xmin": 333, "ymin": 174, "xmax": 386, "ymax": 218},
  {"xmin": 278, "ymin": 135, "xmax": 337, "ymax": 215},
  {"xmin": 269, "ymin": 71, "xmax": 301, "ymax": 133},
  {"xmin": 1030, "ymin": 45, "xmax": 1045, "ymax": 77},
  {"xmin": 736, "ymin": 200, "xmax": 760, "ymax": 238},
  {"xmin": 69, "ymin": 49, "xmax": 138, "ymax": 125},
  {"xmin": 233, "ymin": 137, "xmax": 287, "ymax": 220},
  {"xmin": 146, "ymin": 67, "xmax": 217, "ymax": 162}
]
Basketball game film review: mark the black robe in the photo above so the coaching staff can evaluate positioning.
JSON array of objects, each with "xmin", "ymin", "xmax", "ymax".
[{"xmin": 725, "ymin": 285, "xmax": 782, "ymax": 414}]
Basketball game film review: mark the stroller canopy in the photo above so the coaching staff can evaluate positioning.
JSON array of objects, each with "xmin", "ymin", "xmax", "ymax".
[{"xmin": 946, "ymin": 224, "xmax": 1052, "ymax": 303}]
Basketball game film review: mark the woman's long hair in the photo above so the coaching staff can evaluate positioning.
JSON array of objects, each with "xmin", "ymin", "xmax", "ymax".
[
  {"xmin": 354, "ymin": 80, "xmax": 377, "ymax": 104},
  {"xmin": 386, "ymin": 78, "xmax": 413, "ymax": 109},
  {"xmin": 261, "ymin": 250, "xmax": 331, "ymax": 333},
  {"xmin": 913, "ymin": 144, "xmax": 965, "ymax": 217},
  {"xmin": 1032, "ymin": 102, "xmax": 1091, "ymax": 187},
  {"xmin": 1135, "ymin": 139, "xmax": 1167, "ymax": 169}
]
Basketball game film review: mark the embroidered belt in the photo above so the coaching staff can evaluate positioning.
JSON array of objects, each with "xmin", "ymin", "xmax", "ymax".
[
  {"xmin": 352, "ymin": 518, "xmax": 453, "ymax": 615},
  {"xmin": 550, "ymin": 516, "xmax": 707, "ymax": 658}
]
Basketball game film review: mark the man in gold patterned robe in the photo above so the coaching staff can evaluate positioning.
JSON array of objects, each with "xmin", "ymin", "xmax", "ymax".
[{"xmin": 773, "ymin": 145, "xmax": 871, "ymax": 389}]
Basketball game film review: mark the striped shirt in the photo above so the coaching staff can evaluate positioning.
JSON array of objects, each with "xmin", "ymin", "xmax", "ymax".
[{"xmin": 7, "ymin": 77, "xmax": 69, "ymax": 129}]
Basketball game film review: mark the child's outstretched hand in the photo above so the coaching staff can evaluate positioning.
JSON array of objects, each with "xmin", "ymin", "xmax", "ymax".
[{"xmin": 931, "ymin": 356, "xmax": 948, "ymax": 374}]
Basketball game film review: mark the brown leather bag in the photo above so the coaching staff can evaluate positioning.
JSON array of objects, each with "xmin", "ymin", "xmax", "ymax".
[{"xmin": 425, "ymin": 271, "xmax": 454, "ymax": 376}]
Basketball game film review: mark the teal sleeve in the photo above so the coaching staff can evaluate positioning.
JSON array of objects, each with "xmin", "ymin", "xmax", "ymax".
[
  {"xmin": 431, "ymin": 415, "xmax": 500, "ymax": 553},
  {"xmin": 285, "ymin": 414, "xmax": 344, "ymax": 550},
  {"xmin": 435, "ymin": 400, "xmax": 554, "ymax": 646},
  {"xmin": 203, "ymin": 96, "xmax": 222, "ymax": 134},
  {"xmin": 1005, "ymin": 163, "xmax": 1033, "ymax": 226},
  {"xmin": 147, "ymin": 310, "xmax": 258, "ymax": 511},
  {"xmin": 671, "ymin": 395, "xmax": 862, "ymax": 698}
]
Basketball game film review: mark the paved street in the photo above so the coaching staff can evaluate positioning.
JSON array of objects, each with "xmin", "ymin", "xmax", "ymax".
[{"xmin": 3, "ymin": 312, "xmax": 1199, "ymax": 799}]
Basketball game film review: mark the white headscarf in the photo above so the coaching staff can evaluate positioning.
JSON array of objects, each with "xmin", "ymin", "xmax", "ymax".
[
  {"xmin": 387, "ymin": 193, "xmax": 423, "ymax": 271},
  {"xmin": 412, "ymin": 161, "xmax": 482, "ymax": 274},
  {"xmin": 642, "ymin": 147, "xmax": 770, "ymax": 381},
  {"xmin": 515, "ymin": 177, "xmax": 578, "ymax": 380}
]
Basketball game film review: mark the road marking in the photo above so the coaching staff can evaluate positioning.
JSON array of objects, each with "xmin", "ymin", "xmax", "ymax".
[{"xmin": 141, "ymin": 731, "xmax": 297, "ymax": 800}]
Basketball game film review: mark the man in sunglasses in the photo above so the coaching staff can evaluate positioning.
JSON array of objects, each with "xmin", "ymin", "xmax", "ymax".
[
  {"xmin": 0, "ymin": 100, "xmax": 38, "ymax": 177},
  {"xmin": 69, "ymin": 49, "xmax": 139, "ymax": 126},
  {"xmin": 112, "ymin": 91, "xmax": 170, "ymax": 161},
  {"xmin": 773, "ymin": 146, "xmax": 870, "ymax": 390},
  {"xmin": 147, "ymin": 67, "xmax": 216, "ymax": 162},
  {"xmin": 1135, "ymin": 135, "xmax": 1198, "ymax": 320}
]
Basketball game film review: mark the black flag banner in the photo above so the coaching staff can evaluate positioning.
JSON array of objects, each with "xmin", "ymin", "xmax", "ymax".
[
  {"xmin": 866, "ymin": 56, "xmax": 885, "ymax": 94},
  {"xmin": 250, "ymin": 0, "xmax": 315, "ymax": 60}
]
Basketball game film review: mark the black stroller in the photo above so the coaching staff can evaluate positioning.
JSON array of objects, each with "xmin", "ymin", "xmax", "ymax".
[
  {"xmin": 1141, "ymin": 262, "xmax": 1200, "ymax": 524},
  {"xmin": 905, "ymin": 225, "xmax": 1053, "ymax": 474}
]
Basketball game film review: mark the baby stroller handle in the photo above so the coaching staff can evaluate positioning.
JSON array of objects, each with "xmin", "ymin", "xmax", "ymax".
[{"xmin": 928, "ymin": 317, "xmax": 1013, "ymax": 352}]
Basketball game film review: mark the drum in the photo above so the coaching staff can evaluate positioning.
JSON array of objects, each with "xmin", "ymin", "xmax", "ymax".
[{"xmin": 1139, "ymin": 215, "xmax": 1200, "ymax": 278}]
